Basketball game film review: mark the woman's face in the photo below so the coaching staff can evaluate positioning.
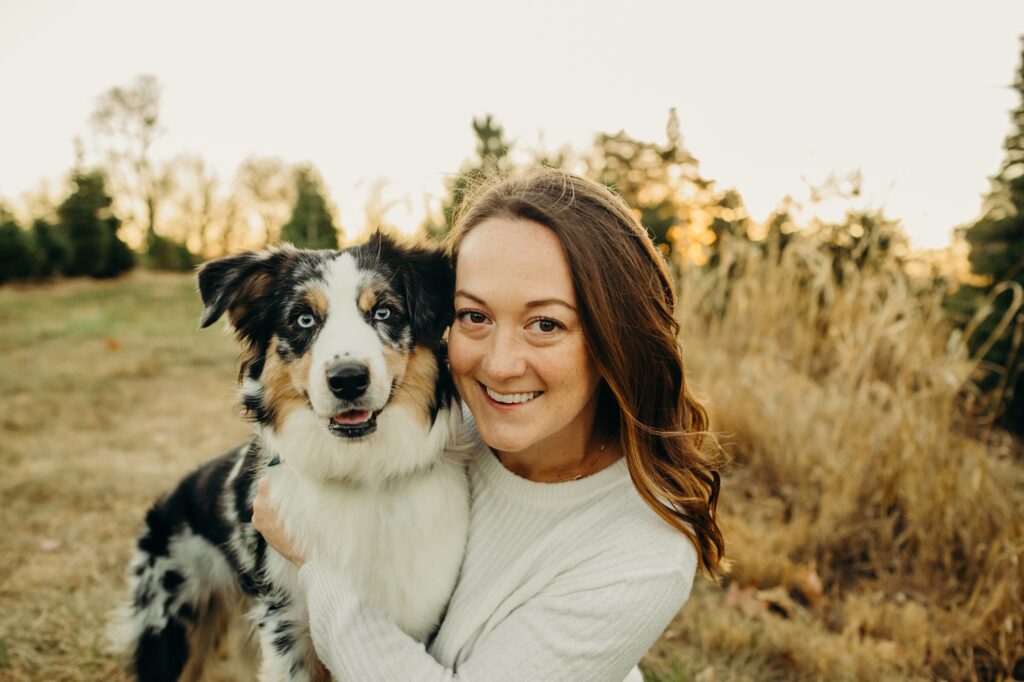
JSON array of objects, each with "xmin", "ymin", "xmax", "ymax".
[{"xmin": 448, "ymin": 217, "xmax": 603, "ymax": 456}]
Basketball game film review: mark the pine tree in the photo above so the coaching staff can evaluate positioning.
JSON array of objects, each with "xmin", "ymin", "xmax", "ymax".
[
  {"xmin": 423, "ymin": 115, "xmax": 512, "ymax": 239},
  {"xmin": 0, "ymin": 206, "xmax": 38, "ymax": 284},
  {"xmin": 57, "ymin": 170, "xmax": 134, "ymax": 278},
  {"xmin": 953, "ymin": 37, "xmax": 1024, "ymax": 432},
  {"xmin": 31, "ymin": 218, "xmax": 72, "ymax": 278},
  {"xmin": 279, "ymin": 165, "xmax": 340, "ymax": 249}
]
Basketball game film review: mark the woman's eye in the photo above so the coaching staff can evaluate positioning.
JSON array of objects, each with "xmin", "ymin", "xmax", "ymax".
[
  {"xmin": 530, "ymin": 318, "xmax": 563, "ymax": 333},
  {"xmin": 458, "ymin": 310, "xmax": 488, "ymax": 325},
  {"xmin": 296, "ymin": 313, "xmax": 317, "ymax": 329},
  {"xmin": 373, "ymin": 307, "xmax": 391, "ymax": 322}
]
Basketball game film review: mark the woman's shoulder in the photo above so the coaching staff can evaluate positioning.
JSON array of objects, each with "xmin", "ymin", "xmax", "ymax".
[
  {"xmin": 536, "ymin": 485, "xmax": 698, "ymax": 602},
  {"xmin": 588, "ymin": 477, "xmax": 699, "ymax": 580}
]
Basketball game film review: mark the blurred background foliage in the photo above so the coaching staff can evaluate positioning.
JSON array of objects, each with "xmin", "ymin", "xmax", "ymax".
[{"xmin": 0, "ymin": 44, "xmax": 1020, "ymax": 435}]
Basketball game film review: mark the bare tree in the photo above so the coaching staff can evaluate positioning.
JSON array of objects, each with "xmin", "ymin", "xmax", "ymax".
[
  {"xmin": 233, "ymin": 157, "xmax": 295, "ymax": 247},
  {"xmin": 165, "ymin": 155, "xmax": 219, "ymax": 256},
  {"xmin": 89, "ymin": 74, "xmax": 173, "ymax": 246},
  {"xmin": 361, "ymin": 178, "xmax": 406, "ymax": 240},
  {"xmin": 217, "ymin": 196, "xmax": 249, "ymax": 256}
]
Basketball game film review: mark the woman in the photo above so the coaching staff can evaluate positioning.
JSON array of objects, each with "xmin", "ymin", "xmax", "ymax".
[{"xmin": 254, "ymin": 167, "xmax": 724, "ymax": 681}]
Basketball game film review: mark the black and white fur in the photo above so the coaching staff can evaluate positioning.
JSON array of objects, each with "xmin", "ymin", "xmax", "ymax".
[{"xmin": 112, "ymin": 233, "xmax": 470, "ymax": 681}]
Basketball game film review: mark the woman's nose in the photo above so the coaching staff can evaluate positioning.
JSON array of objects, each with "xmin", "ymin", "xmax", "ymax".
[{"xmin": 480, "ymin": 327, "xmax": 527, "ymax": 380}]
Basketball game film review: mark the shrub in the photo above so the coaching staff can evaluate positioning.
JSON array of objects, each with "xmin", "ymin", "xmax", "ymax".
[
  {"xmin": 145, "ymin": 234, "xmax": 194, "ymax": 272},
  {"xmin": 0, "ymin": 220, "xmax": 38, "ymax": 284}
]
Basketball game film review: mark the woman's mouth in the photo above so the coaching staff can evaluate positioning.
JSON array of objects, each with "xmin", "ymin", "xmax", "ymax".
[{"xmin": 481, "ymin": 383, "xmax": 543, "ymax": 406}]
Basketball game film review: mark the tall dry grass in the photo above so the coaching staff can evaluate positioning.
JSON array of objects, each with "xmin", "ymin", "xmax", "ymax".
[{"xmin": 675, "ymin": 233, "xmax": 1024, "ymax": 679}]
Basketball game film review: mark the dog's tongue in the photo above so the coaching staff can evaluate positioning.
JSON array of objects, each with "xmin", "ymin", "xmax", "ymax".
[{"xmin": 332, "ymin": 410, "xmax": 371, "ymax": 425}]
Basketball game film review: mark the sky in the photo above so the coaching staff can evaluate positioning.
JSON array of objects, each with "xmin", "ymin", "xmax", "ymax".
[{"xmin": 1, "ymin": 0, "xmax": 1022, "ymax": 250}]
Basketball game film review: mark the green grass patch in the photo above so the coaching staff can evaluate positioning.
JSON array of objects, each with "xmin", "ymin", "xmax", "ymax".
[{"xmin": 0, "ymin": 274, "xmax": 205, "ymax": 350}]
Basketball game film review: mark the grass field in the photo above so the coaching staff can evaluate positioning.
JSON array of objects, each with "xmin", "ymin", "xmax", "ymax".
[
  {"xmin": 0, "ymin": 262, "xmax": 1021, "ymax": 681},
  {"xmin": 0, "ymin": 272, "xmax": 249, "ymax": 681}
]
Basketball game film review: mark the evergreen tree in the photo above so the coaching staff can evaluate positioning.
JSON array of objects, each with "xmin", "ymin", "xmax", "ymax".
[
  {"xmin": 279, "ymin": 165, "xmax": 340, "ymax": 249},
  {"xmin": 0, "ymin": 206, "xmax": 38, "ymax": 284},
  {"xmin": 951, "ymin": 37, "xmax": 1024, "ymax": 432},
  {"xmin": 102, "ymin": 218, "xmax": 136, "ymax": 277},
  {"xmin": 423, "ymin": 115, "xmax": 512, "ymax": 239},
  {"xmin": 31, "ymin": 218, "xmax": 72, "ymax": 278},
  {"xmin": 57, "ymin": 170, "xmax": 134, "ymax": 278}
]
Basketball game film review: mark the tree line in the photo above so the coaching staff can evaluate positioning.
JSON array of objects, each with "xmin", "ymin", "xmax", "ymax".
[
  {"xmin": 0, "ymin": 75, "xmax": 342, "ymax": 283},
  {"xmin": 0, "ymin": 42, "xmax": 1020, "ymax": 434}
]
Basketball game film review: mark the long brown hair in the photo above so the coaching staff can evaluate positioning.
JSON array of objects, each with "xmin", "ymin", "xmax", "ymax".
[{"xmin": 446, "ymin": 167, "xmax": 725, "ymax": 577}]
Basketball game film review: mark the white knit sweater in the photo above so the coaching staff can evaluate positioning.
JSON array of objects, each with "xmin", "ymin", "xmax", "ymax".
[{"xmin": 298, "ymin": 430, "xmax": 698, "ymax": 681}]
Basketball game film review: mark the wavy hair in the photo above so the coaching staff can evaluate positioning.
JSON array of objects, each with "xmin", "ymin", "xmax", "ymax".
[{"xmin": 445, "ymin": 167, "xmax": 725, "ymax": 576}]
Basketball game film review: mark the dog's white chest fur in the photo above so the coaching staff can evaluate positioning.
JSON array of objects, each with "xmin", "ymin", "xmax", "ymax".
[{"xmin": 263, "ymin": 410, "xmax": 471, "ymax": 641}]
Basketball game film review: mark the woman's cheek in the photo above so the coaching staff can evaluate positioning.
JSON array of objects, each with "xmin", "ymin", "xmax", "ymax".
[{"xmin": 447, "ymin": 329, "xmax": 472, "ymax": 374}]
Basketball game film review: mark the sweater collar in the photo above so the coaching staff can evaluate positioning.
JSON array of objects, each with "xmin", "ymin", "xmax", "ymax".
[{"xmin": 469, "ymin": 433, "xmax": 630, "ymax": 506}]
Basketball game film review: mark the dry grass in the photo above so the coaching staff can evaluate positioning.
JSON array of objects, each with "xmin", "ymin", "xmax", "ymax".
[
  {"xmin": 651, "ymin": 236, "xmax": 1024, "ymax": 681},
  {"xmin": 1, "ymin": 252, "xmax": 1021, "ymax": 681},
  {"xmin": 0, "ymin": 272, "xmax": 249, "ymax": 681}
]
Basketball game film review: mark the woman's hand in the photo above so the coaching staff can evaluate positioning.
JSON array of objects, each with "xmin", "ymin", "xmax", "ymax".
[{"xmin": 252, "ymin": 474, "xmax": 308, "ymax": 567}]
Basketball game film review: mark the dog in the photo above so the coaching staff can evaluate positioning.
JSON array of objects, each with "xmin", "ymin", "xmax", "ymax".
[{"xmin": 111, "ymin": 232, "xmax": 470, "ymax": 681}]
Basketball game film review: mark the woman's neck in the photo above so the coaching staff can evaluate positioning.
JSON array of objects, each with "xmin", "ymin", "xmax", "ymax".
[{"xmin": 495, "ymin": 408, "xmax": 619, "ymax": 483}]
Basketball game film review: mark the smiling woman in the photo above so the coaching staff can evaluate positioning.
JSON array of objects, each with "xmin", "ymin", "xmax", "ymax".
[
  {"xmin": 254, "ymin": 167, "xmax": 725, "ymax": 681},
  {"xmin": 450, "ymin": 217, "xmax": 610, "ymax": 482}
]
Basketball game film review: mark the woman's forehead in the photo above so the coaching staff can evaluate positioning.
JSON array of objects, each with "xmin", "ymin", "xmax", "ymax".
[{"xmin": 456, "ymin": 217, "xmax": 576, "ymax": 304}]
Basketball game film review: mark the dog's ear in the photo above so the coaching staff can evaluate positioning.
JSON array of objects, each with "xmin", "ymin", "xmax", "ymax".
[
  {"xmin": 363, "ymin": 230, "xmax": 454, "ymax": 348},
  {"xmin": 197, "ymin": 247, "xmax": 296, "ymax": 343},
  {"xmin": 400, "ymin": 243, "xmax": 455, "ymax": 349}
]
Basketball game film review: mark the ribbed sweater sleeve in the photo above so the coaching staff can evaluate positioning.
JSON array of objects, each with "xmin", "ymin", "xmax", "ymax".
[
  {"xmin": 299, "ymin": 555, "xmax": 693, "ymax": 682},
  {"xmin": 298, "ymin": 443, "xmax": 699, "ymax": 681}
]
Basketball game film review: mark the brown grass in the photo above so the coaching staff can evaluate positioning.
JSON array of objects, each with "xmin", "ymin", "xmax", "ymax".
[
  {"xmin": 0, "ymin": 272, "xmax": 248, "ymax": 681},
  {"xmin": 654, "ymin": 236, "xmax": 1024, "ymax": 681},
  {"xmin": 0, "ymin": 255, "xmax": 1020, "ymax": 681}
]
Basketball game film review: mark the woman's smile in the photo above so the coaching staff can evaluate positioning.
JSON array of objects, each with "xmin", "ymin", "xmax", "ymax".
[{"xmin": 480, "ymin": 382, "xmax": 544, "ymax": 407}]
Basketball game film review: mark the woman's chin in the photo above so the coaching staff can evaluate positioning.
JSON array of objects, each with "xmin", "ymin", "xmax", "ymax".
[{"xmin": 473, "ymin": 421, "xmax": 533, "ymax": 454}]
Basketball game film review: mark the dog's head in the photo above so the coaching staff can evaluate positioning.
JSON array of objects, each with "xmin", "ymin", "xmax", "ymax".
[{"xmin": 198, "ymin": 232, "xmax": 455, "ymax": 481}]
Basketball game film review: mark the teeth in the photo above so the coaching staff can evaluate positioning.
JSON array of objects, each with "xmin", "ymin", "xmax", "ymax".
[{"xmin": 485, "ymin": 387, "xmax": 541, "ymax": 405}]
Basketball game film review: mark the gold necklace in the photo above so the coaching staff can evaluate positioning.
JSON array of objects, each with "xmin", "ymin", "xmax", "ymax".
[{"xmin": 557, "ymin": 440, "xmax": 609, "ymax": 483}]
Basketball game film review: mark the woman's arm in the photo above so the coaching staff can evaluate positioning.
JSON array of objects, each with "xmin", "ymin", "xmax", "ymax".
[
  {"xmin": 256, "ymin": 470, "xmax": 696, "ymax": 681},
  {"xmin": 299, "ymin": 553, "xmax": 693, "ymax": 682}
]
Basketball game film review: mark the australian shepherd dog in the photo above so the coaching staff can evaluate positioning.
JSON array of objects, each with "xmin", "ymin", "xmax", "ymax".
[{"xmin": 111, "ymin": 232, "xmax": 470, "ymax": 681}]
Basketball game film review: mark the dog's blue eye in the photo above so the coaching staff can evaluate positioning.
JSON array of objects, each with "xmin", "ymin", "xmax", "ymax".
[
  {"xmin": 297, "ymin": 313, "xmax": 317, "ymax": 328},
  {"xmin": 373, "ymin": 307, "xmax": 391, "ymax": 322}
]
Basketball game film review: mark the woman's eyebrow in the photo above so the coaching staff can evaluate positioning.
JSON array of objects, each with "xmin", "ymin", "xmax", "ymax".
[
  {"xmin": 524, "ymin": 298, "xmax": 577, "ymax": 312},
  {"xmin": 454, "ymin": 290, "xmax": 486, "ymax": 305},
  {"xmin": 455, "ymin": 290, "xmax": 576, "ymax": 312}
]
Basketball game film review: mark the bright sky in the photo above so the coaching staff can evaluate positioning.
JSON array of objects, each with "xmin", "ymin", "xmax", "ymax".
[{"xmin": 1, "ymin": 0, "xmax": 1022, "ymax": 249}]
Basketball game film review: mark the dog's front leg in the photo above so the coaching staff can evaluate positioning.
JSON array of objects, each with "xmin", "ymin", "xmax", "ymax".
[{"xmin": 256, "ymin": 594, "xmax": 327, "ymax": 682}]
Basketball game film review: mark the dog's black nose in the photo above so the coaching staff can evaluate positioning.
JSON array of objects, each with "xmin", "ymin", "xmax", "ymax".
[{"xmin": 327, "ymin": 362, "xmax": 370, "ymax": 401}]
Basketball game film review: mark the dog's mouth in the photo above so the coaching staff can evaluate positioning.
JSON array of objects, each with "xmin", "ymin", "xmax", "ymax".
[{"xmin": 327, "ymin": 409, "xmax": 379, "ymax": 439}]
